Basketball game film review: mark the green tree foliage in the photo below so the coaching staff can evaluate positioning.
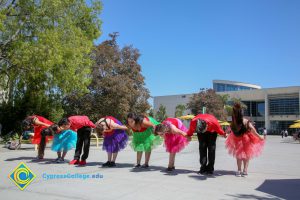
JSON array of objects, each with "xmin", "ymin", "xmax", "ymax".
[
  {"xmin": 155, "ymin": 104, "xmax": 168, "ymax": 122},
  {"xmin": 187, "ymin": 88, "xmax": 226, "ymax": 120},
  {"xmin": 63, "ymin": 33, "xmax": 150, "ymax": 121},
  {"xmin": 175, "ymin": 104, "xmax": 186, "ymax": 117},
  {"xmin": 225, "ymin": 97, "xmax": 247, "ymax": 117},
  {"xmin": 0, "ymin": 0, "xmax": 102, "ymax": 134},
  {"xmin": 148, "ymin": 108, "xmax": 155, "ymax": 118}
]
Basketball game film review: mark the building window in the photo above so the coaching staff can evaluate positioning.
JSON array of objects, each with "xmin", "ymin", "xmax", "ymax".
[
  {"xmin": 242, "ymin": 101, "xmax": 265, "ymax": 117},
  {"xmin": 270, "ymin": 121, "xmax": 294, "ymax": 134},
  {"xmin": 269, "ymin": 98, "xmax": 299, "ymax": 115},
  {"xmin": 214, "ymin": 83, "xmax": 225, "ymax": 92}
]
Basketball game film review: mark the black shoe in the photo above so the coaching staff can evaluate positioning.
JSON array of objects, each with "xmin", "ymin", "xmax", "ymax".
[
  {"xmin": 102, "ymin": 161, "xmax": 111, "ymax": 167},
  {"xmin": 166, "ymin": 166, "xmax": 175, "ymax": 172},
  {"xmin": 198, "ymin": 168, "xmax": 206, "ymax": 175},
  {"xmin": 141, "ymin": 164, "xmax": 149, "ymax": 168},
  {"xmin": 134, "ymin": 164, "xmax": 141, "ymax": 168},
  {"xmin": 109, "ymin": 161, "xmax": 116, "ymax": 167},
  {"xmin": 206, "ymin": 171, "xmax": 214, "ymax": 176}
]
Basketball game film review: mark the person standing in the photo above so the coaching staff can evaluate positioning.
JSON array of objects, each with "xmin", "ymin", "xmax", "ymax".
[
  {"xmin": 127, "ymin": 113, "xmax": 162, "ymax": 168},
  {"xmin": 62, "ymin": 116, "xmax": 96, "ymax": 166},
  {"xmin": 22, "ymin": 115, "xmax": 53, "ymax": 159},
  {"xmin": 263, "ymin": 128, "xmax": 267, "ymax": 138},
  {"xmin": 154, "ymin": 118, "xmax": 190, "ymax": 171},
  {"xmin": 225, "ymin": 103, "xmax": 265, "ymax": 177},
  {"xmin": 187, "ymin": 113, "xmax": 226, "ymax": 175},
  {"xmin": 95, "ymin": 116, "xmax": 128, "ymax": 167}
]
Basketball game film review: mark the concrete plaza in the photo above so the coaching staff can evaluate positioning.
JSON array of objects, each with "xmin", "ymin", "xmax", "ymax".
[{"xmin": 1, "ymin": 136, "xmax": 300, "ymax": 200}]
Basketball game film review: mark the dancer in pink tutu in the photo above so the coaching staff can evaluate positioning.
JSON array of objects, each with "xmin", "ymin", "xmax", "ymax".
[
  {"xmin": 226, "ymin": 103, "xmax": 265, "ymax": 177},
  {"xmin": 154, "ymin": 118, "xmax": 190, "ymax": 171}
]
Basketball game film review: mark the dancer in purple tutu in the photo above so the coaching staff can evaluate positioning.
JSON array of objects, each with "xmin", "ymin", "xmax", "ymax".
[{"xmin": 95, "ymin": 116, "xmax": 128, "ymax": 167}]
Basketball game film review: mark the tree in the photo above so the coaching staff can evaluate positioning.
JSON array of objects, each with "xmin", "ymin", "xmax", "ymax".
[
  {"xmin": 225, "ymin": 97, "xmax": 247, "ymax": 117},
  {"xmin": 63, "ymin": 33, "xmax": 150, "ymax": 121},
  {"xmin": 175, "ymin": 104, "xmax": 186, "ymax": 117},
  {"xmin": 187, "ymin": 88, "xmax": 226, "ymax": 120},
  {"xmin": 155, "ymin": 104, "xmax": 168, "ymax": 122},
  {"xmin": 148, "ymin": 108, "xmax": 155, "ymax": 118},
  {"xmin": 0, "ymin": 0, "xmax": 102, "ymax": 134}
]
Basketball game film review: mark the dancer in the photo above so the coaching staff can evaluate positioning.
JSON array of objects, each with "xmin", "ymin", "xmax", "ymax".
[
  {"xmin": 127, "ymin": 113, "xmax": 162, "ymax": 168},
  {"xmin": 22, "ymin": 115, "xmax": 53, "ymax": 159},
  {"xmin": 49, "ymin": 124, "xmax": 77, "ymax": 163},
  {"xmin": 154, "ymin": 118, "xmax": 190, "ymax": 171},
  {"xmin": 187, "ymin": 113, "xmax": 226, "ymax": 175},
  {"xmin": 60, "ymin": 116, "xmax": 96, "ymax": 166},
  {"xmin": 225, "ymin": 103, "xmax": 265, "ymax": 177},
  {"xmin": 95, "ymin": 116, "xmax": 128, "ymax": 167}
]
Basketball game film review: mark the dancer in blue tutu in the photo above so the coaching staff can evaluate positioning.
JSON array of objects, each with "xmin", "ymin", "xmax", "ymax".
[
  {"xmin": 48, "ymin": 124, "xmax": 77, "ymax": 163},
  {"xmin": 95, "ymin": 116, "xmax": 128, "ymax": 167}
]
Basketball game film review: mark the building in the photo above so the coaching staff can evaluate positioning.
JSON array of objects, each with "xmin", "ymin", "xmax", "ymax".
[
  {"xmin": 213, "ymin": 80, "xmax": 261, "ymax": 92},
  {"xmin": 153, "ymin": 80, "xmax": 300, "ymax": 134}
]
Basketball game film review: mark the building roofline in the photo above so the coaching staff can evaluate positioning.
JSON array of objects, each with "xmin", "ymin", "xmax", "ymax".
[{"xmin": 213, "ymin": 80, "xmax": 262, "ymax": 89}]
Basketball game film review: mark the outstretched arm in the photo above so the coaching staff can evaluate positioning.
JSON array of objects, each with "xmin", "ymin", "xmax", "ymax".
[
  {"xmin": 248, "ymin": 121, "xmax": 264, "ymax": 140},
  {"xmin": 142, "ymin": 119, "xmax": 155, "ymax": 128},
  {"xmin": 110, "ymin": 121, "xmax": 128, "ymax": 130},
  {"xmin": 34, "ymin": 117, "xmax": 51, "ymax": 127},
  {"xmin": 170, "ymin": 125, "xmax": 187, "ymax": 136}
]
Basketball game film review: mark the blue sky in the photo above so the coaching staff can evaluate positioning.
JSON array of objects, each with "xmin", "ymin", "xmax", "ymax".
[{"xmin": 96, "ymin": 0, "xmax": 300, "ymax": 97}]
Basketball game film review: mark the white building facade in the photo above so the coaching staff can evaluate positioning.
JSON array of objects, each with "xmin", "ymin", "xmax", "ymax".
[{"xmin": 154, "ymin": 80, "xmax": 300, "ymax": 134}]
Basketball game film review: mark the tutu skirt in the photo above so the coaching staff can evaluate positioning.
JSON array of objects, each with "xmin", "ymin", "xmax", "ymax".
[
  {"xmin": 51, "ymin": 130, "xmax": 77, "ymax": 152},
  {"xmin": 103, "ymin": 129, "xmax": 128, "ymax": 153},
  {"xmin": 164, "ymin": 134, "xmax": 189, "ymax": 153},
  {"xmin": 130, "ymin": 117, "xmax": 162, "ymax": 152},
  {"xmin": 225, "ymin": 131, "xmax": 265, "ymax": 160},
  {"xmin": 164, "ymin": 118, "xmax": 189, "ymax": 153}
]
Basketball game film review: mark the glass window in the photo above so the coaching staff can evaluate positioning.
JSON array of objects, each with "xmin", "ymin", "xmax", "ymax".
[
  {"xmin": 269, "ymin": 98, "xmax": 299, "ymax": 115},
  {"xmin": 257, "ymin": 102, "xmax": 265, "ymax": 117}
]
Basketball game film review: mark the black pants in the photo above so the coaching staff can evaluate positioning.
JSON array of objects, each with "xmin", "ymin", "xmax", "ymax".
[
  {"xmin": 38, "ymin": 128, "xmax": 53, "ymax": 158},
  {"xmin": 74, "ymin": 126, "xmax": 92, "ymax": 161},
  {"xmin": 197, "ymin": 131, "xmax": 217, "ymax": 172}
]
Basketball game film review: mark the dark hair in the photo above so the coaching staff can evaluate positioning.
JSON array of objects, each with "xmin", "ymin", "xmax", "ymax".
[
  {"xmin": 196, "ymin": 119, "xmax": 207, "ymax": 133},
  {"xmin": 42, "ymin": 124, "xmax": 59, "ymax": 136},
  {"xmin": 58, "ymin": 118, "xmax": 70, "ymax": 126},
  {"xmin": 154, "ymin": 124, "xmax": 169, "ymax": 135},
  {"xmin": 232, "ymin": 102, "xmax": 243, "ymax": 125},
  {"xmin": 231, "ymin": 102, "xmax": 248, "ymax": 136},
  {"xmin": 95, "ymin": 124, "xmax": 104, "ymax": 135},
  {"xmin": 127, "ymin": 113, "xmax": 144, "ymax": 125},
  {"xmin": 22, "ymin": 116, "xmax": 35, "ymax": 130}
]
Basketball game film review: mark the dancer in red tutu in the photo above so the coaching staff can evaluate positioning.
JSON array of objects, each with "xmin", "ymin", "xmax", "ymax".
[
  {"xmin": 154, "ymin": 118, "xmax": 190, "ymax": 171},
  {"xmin": 22, "ymin": 115, "xmax": 53, "ymax": 159},
  {"xmin": 225, "ymin": 103, "xmax": 265, "ymax": 177},
  {"xmin": 187, "ymin": 114, "xmax": 226, "ymax": 175}
]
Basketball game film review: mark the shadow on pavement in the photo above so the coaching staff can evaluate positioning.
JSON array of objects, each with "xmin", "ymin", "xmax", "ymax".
[
  {"xmin": 224, "ymin": 194, "xmax": 280, "ymax": 200},
  {"xmin": 5, "ymin": 156, "xmax": 53, "ymax": 163},
  {"xmin": 256, "ymin": 179, "xmax": 300, "ymax": 200},
  {"xmin": 188, "ymin": 170, "xmax": 236, "ymax": 181}
]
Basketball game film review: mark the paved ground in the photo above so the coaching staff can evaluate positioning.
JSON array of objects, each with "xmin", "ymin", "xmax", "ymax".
[{"xmin": 1, "ymin": 136, "xmax": 300, "ymax": 200}]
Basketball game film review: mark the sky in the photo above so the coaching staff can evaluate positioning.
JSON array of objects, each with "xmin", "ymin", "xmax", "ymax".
[{"xmin": 95, "ymin": 0, "xmax": 300, "ymax": 97}]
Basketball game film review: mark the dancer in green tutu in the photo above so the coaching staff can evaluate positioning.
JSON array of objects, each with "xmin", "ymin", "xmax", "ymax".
[{"xmin": 127, "ymin": 113, "xmax": 162, "ymax": 168}]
